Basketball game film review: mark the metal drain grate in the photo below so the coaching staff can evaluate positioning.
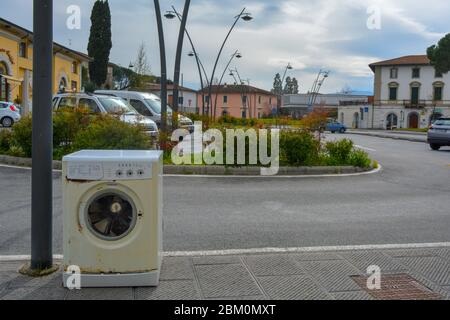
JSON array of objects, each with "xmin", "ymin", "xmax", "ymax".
[{"xmin": 352, "ymin": 274, "xmax": 443, "ymax": 300}]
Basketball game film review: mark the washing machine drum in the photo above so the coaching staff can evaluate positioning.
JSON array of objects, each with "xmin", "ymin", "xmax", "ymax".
[{"xmin": 85, "ymin": 192, "xmax": 137, "ymax": 240}]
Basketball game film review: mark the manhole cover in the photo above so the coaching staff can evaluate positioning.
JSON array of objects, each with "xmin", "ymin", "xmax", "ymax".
[{"xmin": 352, "ymin": 274, "xmax": 443, "ymax": 300}]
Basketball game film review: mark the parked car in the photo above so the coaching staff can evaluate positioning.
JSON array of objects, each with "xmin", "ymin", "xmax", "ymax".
[
  {"xmin": 95, "ymin": 90, "xmax": 195, "ymax": 133},
  {"xmin": 428, "ymin": 118, "xmax": 450, "ymax": 150},
  {"xmin": 326, "ymin": 120, "xmax": 347, "ymax": 133},
  {"xmin": 52, "ymin": 93, "xmax": 159, "ymax": 137},
  {"xmin": 0, "ymin": 101, "xmax": 21, "ymax": 127}
]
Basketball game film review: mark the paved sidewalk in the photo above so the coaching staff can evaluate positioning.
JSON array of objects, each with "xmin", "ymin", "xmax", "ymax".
[
  {"xmin": 1, "ymin": 246, "xmax": 450, "ymax": 300},
  {"xmin": 348, "ymin": 130, "xmax": 427, "ymax": 143}
]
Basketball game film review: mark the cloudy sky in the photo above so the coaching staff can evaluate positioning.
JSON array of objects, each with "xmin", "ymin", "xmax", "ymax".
[{"xmin": 1, "ymin": 0, "xmax": 450, "ymax": 94}]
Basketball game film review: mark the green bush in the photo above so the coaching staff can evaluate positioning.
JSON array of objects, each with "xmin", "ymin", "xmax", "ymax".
[
  {"xmin": 0, "ymin": 129, "xmax": 12, "ymax": 153},
  {"xmin": 348, "ymin": 149, "xmax": 372, "ymax": 168},
  {"xmin": 280, "ymin": 131, "xmax": 320, "ymax": 166},
  {"xmin": 10, "ymin": 114, "xmax": 33, "ymax": 157},
  {"xmin": 72, "ymin": 115, "xmax": 153, "ymax": 151},
  {"xmin": 325, "ymin": 139, "xmax": 354, "ymax": 165}
]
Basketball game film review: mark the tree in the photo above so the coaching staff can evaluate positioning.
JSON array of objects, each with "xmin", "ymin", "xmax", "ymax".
[
  {"xmin": 87, "ymin": 0, "xmax": 112, "ymax": 87},
  {"xmin": 272, "ymin": 73, "xmax": 282, "ymax": 95},
  {"xmin": 292, "ymin": 77, "xmax": 299, "ymax": 94},
  {"xmin": 133, "ymin": 43, "xmax": 151, "ymax": 76},
  {"xmin": 283, "ymin": 76, "xmax": 292, "ymax": 94},
  {"xmin": 427, "ymin": 33, "xmax": 450, "ymax": 74}
]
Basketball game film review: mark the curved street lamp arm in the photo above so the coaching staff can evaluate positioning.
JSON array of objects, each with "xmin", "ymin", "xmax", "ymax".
[
  {"xmin": 207, "ymin": 7, "xmax": 246, "ymax": 118},
  {"xmin": 172, "ymin": 6, "xmax": 205, "ymax": 114},
  {"xmin": 213, "ymin": 50, "xmax": 239, "ymax": 118},
  {"xmin": 172, "ymin": 0, "xmax": 191, "ymax": 122},
  {"xmin": 154, "ymin": 0, "xmax": 168, "ymax": 133}
]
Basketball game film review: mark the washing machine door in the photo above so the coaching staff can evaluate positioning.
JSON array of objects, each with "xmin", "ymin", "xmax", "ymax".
[{"xmin": 84, "ymin": 190, "xmax": 138, "ymax": 241}]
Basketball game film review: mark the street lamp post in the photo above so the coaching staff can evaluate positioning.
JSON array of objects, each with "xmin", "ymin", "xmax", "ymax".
[
  {"xmin": 154, "ymin": 0, "xmax": 168, "ymax": 134},
  {"xmin": 165, "ymin": 0, "xmax": 190, "ymax": 130},
  {"xmin": 212, "ymin": 51, "xmax": 242, "ymax": 119},
  {"xmin": 206, "ymin": 8, "xmax": 252, "ymax": 119},
  {"xmin": 166, "ymin": 6, "xmax": 206, "ymax": 115},
  {"xmin": 276, "ymin": 63, "xmax": 293, "ymax": 126},
  {"xmin": 31, "ymin": 0, "xmax": 53, "ymax": 271}
]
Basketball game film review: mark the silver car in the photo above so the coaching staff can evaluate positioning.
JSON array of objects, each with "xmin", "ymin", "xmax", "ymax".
[
  {"xmin": 428, "ymin": 118, "xmax": 450, "ymax": 150},
  {"xmin": 0, "ymin": 101, "xmax": 21, "ymax": 127},
  {"xmin": 52, "ymin": 93, "xmax": 159, "ymax": 137}
]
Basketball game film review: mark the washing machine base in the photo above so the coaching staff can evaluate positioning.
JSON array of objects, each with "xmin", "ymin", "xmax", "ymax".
[{"xmin": 63, "ymin": 270, "xmax": 160, "ymax": 288}]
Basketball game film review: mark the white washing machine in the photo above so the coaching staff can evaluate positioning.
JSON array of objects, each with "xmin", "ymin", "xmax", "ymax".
[{"xmin": 62, "ymin": 150, "xmax": 163, "ymax": 288}]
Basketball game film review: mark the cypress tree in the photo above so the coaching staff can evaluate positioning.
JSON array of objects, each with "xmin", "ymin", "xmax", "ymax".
[{"xmin": 87, "ymin": 0, "xmax": 112, "ymax": 87}]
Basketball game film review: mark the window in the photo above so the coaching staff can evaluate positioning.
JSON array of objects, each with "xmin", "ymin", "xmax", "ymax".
[
  {"xmin": 71, "ymin": 62, "xmax": 78, "ymax": 74},
  {"xmin": 71, "ymin": 81, "xmax": 77, "ymax": 92},
  {"xmin": 388, "ymin": 82, "xmax": 398, "ymax": 101},
  {"xmin": 243, "ymin": 96, "xmax": 247, "ymax": 104},
  {"xmin": 19, "ymin": 42, "xmax": 27, "ymax": 58},
  {"xmin": 269, "ymin": 98, "xmax": 272, "ymax": 104},
  {"xmin": 79, "ymin": 98, "xmax": 101, "ymax": 113},
  {"xmin": 130, "ymin": 99, "xmax": 152, "ymax": 116},
  {"xmin": 205, "ymin": 96, "xmax": 210, "ymax": 104},
  {"xmin": 58, "ymin": 97, "xmax": 77, "ymax": 109},
  {"xmin": 433, "ymin": 83, "xmax": 444, "ymax": 101},
  {"xmin": 410, "ymin": 82, "xmax": 421, "ymax": 104},
  {"xmin": 178, "ymin": 96, "xmax": 184, "ymax": 106},
  {"xmin": 412, "ymin": 67, "xmax": 420, "ymax": 78},
  {"xmin": 390, "ymin": 68, "xmax": 398, "ymax": 79},
  {"xmin": 223, "ymin": 95, "xmax": 228, "ymax": 104},
  {"xmin": 258, "ymin": 96, "xmax": 262, "ymax": 104},
  {"xmin": 435, "ymin": 70, "xmax": 443, "ymax": 78}
]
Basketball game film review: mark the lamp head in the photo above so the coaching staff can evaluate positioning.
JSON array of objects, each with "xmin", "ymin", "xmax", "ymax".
[
  {"xmin": 164, "ymin": 11, "xmax": 176, "ymax": 19},
  {"xmin": 241, "ymin": 13, "xmax": 253, "ymax": 21}
]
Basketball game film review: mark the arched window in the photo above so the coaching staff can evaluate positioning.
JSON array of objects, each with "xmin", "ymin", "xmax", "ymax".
[
  {"xmin": 433, "ymin": 81, "xmax": 444, "ymax": 101},
  {"xmin": 388, "ymin": 82, "xmax": 399, "ymax": 101},
  {"xmin": 59, "ymin": 77, "xmax": 67, "ymax": 93},
  {"xmin": 386, "ymin": 113, "xmax": 398, "ymax": 130},
  {"xmin": 0, "ymin": 62, "xmax": 7, "ymax": 75}
]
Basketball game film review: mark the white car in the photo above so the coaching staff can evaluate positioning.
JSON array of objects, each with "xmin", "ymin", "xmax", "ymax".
[
  {"xmin": 95, "ymin": 90, "xmax": 195, "ymax": 133},
  {"xmin": 52, "ymin": 93, "xmax": 159, "ymax": 137},
  {"xmin": 0, "ymin": 101, "xmax": 21, "ymax": 127}
]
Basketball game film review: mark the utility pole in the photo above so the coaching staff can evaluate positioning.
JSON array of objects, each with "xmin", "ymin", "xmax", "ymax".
[{"xmin": 31, "ymin": 0, "xmax": 53, "ymax": 271}]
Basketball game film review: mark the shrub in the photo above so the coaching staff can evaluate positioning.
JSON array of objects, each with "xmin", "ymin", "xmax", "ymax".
[
  {"xmin": 280, "ymin": 130, "xmax": 320, "ymax": 166},
  {"xmin": 325, "ymin": 139, "xmax": 354, "ymax": 165},
  {"xmin": 0, "ymin": 129, "xmax": 12, "ymax": 153},
  {"xmin": 348, "ymin": 149, "xmax": 371, "ymax": 168},
  {"xmin": 72, "ymin": 115, "xmax": 153, "ymax": 151},
  {"xmin": 10, "ymin": 114, "xmax": 33, "ymax": 157}
]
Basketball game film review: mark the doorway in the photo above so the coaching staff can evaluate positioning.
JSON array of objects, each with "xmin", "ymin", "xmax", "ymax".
[{"xmin": 408, "ymin": 113, "xmax": 419, "ymax": 129}]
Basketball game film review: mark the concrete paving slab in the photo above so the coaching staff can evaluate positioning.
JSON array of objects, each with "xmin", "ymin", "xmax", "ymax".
[
  {"xmin": 257, "ymin": 275, "xmax": 331, "ymax": 300},
  {"xmin": 135, "ymin": 280, "xmax": 201, "ymax": 300},
  {"xmin": 244, "ymin": 254, "xmax": 305, "ymax": 276}
]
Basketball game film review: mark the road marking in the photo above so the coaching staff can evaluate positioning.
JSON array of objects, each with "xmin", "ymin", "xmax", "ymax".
[
  {"xmin": 355, "ymin": 145, "xmax": 377, "ymax": 152},
  {"xmin": 0, "ymin": 163, "xmax": 383, "ymax": 179},
  {"xmin": 2, "ymin": 242, "xmax": 450, "ymax": 261}
]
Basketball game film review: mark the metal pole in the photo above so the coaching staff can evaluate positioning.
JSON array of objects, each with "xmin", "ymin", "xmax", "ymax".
[
  {"xmin": 208, "ymin": 7, "xmax": 246, "ymax": 119},
  {"xmin": 154, "ymin": 0, "xmax": 168, "ymax": 134},
  {"xmin": 31, "ymin": 0, "xmax": 53, "ymax": 270},
  {"xmin": 213, "ymin": 51, "xmax": 239, "ymax": 118},
  {"xmin": 172, "ymin": 0, "xmax": 190, "ymax": 129},
  {"xmin": 172, "ymin": 6, "xmax": 204, "ymax": 115}
]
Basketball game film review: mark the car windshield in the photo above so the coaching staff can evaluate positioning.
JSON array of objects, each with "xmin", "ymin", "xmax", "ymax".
[
  {"xmin": 434, "ymin": 119, "xmax": 450, "ymax": 126},
  {"xmin": 98, "ymin": 97, "xmax": 137, "ymax": 115},
  {"xmin": 144, "ymin": 99, "xmax": 173, "ymax": 115}
]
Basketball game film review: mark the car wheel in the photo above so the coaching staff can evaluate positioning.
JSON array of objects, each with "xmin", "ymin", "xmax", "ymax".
[
  {"xmin": 339, "ymin": 128, "xmax": 346, "ymax": 134},
  {"xmin": 1, "ymin": 117, "xmax": 13, "ymax": 128},
  {"xmin": 430, "ymin": 144, "xmax": 441, "ymax": 151}
]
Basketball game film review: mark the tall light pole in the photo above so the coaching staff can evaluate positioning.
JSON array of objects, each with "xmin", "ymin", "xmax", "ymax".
[
  {"xmin": 276, "ymin": 63, "xmax": 293, "ymax": 125},
  {"xmin": 166, "ymin": 6, "xmax": 206, "ymax": 115},
  {"xmin": 31, "ymin": 0, "xmax": 53, "ymax": 271},
  {"xmin": 154, "ymin": 0, "xmax": 168, "ymax": 134},
  {"xmin": 206, "ymin": 8, "xmax": 253, "ymax": 118},
  {"xmin": 164, "ymin": 1, "xmax": 190, "ymax": 130},
  {"xmin": 308, "ymin": 69, "xmax": 330, "ymax": 112},
  {"xmin": 213, "ymin": 51, "xmax": 242, "ymax": 119}
]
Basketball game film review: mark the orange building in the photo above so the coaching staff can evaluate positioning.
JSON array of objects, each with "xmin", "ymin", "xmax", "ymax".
[{"xmin": 198, "ymin": 84, "xmax": 278, "ymax": 119}]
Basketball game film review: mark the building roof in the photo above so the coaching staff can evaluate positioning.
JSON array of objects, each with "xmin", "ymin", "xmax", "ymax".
[
  {"xmin": 135, "ymin": 83, "xmax": 198, "ymax": 93},
  {"xmin": 369, "ymin": 55, "xmax": 430, "ymax": 72},
  {"xmin": 199, "ymin": 84, "xmax": 275, "ymax": 96},
  {"xmin": 0, "ymin": 17, "xmax": 91, "ymax": 62}
]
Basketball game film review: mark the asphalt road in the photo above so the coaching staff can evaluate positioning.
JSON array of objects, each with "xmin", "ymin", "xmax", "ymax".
[{"xmin": 0, "ymin": 134, "xmax": 449, "ymax": 255}]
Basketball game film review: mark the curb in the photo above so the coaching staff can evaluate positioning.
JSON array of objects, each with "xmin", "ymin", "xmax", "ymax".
[
  {"xmin": 347, "ymin": 131, "xmax": 427, "ymax": 143},
  {"xmin": 0, "ymin": 155, "xmax": 374, "ymax": 176}
]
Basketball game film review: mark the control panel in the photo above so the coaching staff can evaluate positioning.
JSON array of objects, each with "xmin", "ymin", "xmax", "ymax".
[{"xmin": 67, "ymin": 161, "xmax": 153, "ymax": 181}]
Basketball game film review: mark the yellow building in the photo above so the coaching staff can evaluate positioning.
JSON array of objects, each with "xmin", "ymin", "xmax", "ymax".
[{"xmin": 0, "ymin": 17, "xmax": 90, "ymax": 114}]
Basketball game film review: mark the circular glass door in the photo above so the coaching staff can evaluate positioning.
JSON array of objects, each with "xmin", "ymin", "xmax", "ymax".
[{"xmin": 85, "ymin": 191, "xmax": 137, "ymax": 241}]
